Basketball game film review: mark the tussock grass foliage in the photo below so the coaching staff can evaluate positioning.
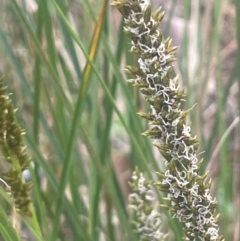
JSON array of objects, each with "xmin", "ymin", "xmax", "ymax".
[{"xmin": 0, "ymin": 0, "xmax": 239, "ymax": 240}]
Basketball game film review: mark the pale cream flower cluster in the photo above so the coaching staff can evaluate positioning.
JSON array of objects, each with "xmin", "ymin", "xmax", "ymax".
[
  {"xmin": 112, "ymin": 0, "xmax": 223, "ymax": 240},
  {"xmin": 129, "ymin": 170, "xmax": 166, "ymax": 241}
]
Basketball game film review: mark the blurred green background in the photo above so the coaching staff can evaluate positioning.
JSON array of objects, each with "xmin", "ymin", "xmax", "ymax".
[{"xmin": 0, "ymin": 0, "xmax": 239, "ymax": 240}]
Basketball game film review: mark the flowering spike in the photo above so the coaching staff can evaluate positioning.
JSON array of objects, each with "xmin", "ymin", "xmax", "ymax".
[
  {"xmin": 128, "ymin": 168, "xmax": 167, "ymax": 240},
  {"xmin": 0, "ymin": 77, "xmax": 32, "ymax": 216},
  {"xmin": 112, "ymin": 0, "xmax": 223, "ymax": 240}
]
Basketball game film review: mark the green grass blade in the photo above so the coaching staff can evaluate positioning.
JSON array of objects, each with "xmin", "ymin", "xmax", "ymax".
[
  {"xmin": 0, "ymin": 205, "xmax": 20, "ymax": 241},
  {"xmin": 50, "ymin": 0, "xmax": 107, "ymax": 239}
]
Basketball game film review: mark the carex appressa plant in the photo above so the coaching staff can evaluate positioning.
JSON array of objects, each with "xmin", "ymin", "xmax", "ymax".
[
  {"xmin": 129, "ymin": 167, "xmax": 167, "ymax": 240},
  {"xmin": 112, "ymin": 1, "xmax": 224, "ymax": 240},
  {"xmin": 0, "ymin": 77, "xmax": 32, "ymax": 216}
]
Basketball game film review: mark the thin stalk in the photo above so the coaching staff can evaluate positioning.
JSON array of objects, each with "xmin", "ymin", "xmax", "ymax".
[{"xmin": 50, "ymin": 0, "xmax": 108, "ymax": 239}]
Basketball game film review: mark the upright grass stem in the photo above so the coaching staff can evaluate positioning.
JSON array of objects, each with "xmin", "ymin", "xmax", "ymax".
[{"xmin": 112, "ymin": 1, "xmax": 224, "ymax": 240}]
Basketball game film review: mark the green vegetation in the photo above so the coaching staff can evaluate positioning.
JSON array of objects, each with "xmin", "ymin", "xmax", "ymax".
[{"xmin": 0, "ymin": 0, "xmax": 239, "ymax": 240}]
